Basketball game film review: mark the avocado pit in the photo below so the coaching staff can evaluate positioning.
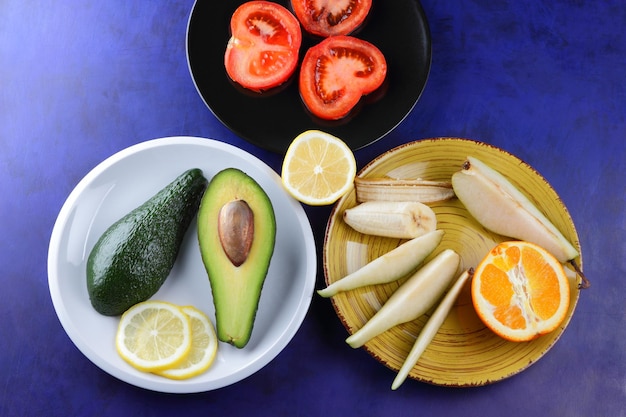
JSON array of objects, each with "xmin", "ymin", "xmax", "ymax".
[{"xmin": 217, "ymin": 199, "xmax": 254, "ymax": 267}]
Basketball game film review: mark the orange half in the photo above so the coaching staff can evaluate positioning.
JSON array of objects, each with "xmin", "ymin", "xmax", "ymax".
[{"xmin": 471, "ymin": 241, "xmax": 570, "ymax": 342}]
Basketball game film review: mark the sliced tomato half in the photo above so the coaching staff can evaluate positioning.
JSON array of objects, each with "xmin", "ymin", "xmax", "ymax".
[
  {"xmin": 299, "ymin": 35, "xmax": 387, "ymax": 120},
  {"xmin": 290, "ymin": 0, "xmax": 372, "ymax": 37},
  {"xmin": 224, "ymin": 1, "xmax": 302, "ymax": 92}
]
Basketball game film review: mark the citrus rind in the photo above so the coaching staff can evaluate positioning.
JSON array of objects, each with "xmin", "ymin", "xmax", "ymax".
[
  {"xmin": 471, "ymin": 241, "xmax": 570, "ymax": 342},
  {"xmin": 115, "ymin": 300, "xmax": 192, "ymax": 372},
  {"xmin": 155, "ymin": 305, "xmax": 219, "ymax": 380},
  {"xmin": 281, "ymin": 130, "xmax": 357, "ymax": 206}
]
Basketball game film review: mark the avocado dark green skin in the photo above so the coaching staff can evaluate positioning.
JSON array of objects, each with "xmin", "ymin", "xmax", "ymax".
[{"xmin": 87, "ymin": 168, "xmax": 208, "ymax": 316}]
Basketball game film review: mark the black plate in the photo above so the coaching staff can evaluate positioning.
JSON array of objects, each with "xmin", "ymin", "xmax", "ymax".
[{"xmin": 186, "ymin": 0, "xmax": 431, "ymax": 154}]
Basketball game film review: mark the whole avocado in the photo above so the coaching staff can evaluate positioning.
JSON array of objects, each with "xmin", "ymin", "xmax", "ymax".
[{"xmin": 87, "ymin": 168, "xmax": 208, "ymax": 316}]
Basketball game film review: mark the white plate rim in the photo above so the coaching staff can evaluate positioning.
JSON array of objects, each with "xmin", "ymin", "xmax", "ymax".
[{"xmin": 47, "ymin": 136, "xmax": 317, "ymax": 393}]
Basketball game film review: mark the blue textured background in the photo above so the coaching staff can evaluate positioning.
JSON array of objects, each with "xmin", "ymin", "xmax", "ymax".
[{"xmin": 1, "ymin": 1, "xmax": 624, "ymax": 416}]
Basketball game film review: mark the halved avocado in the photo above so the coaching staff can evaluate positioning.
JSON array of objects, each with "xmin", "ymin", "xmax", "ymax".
[{"xmin": 197, "ymin": 168, "xmax": 276, "ymax": 348}]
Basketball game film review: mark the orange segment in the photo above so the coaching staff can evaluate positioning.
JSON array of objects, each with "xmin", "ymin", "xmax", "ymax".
[
  {"xmin": 471, "ymin": 241, "xmax": 570, "ymax": 342},
  {"xmin": 281, "ymin": 130, "xmax": 356, "ymax": 205}
]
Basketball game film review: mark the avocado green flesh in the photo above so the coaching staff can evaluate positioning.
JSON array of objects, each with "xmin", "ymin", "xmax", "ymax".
[
  {"xmin": 86, "ymin": 168, "xmax": 208, "ymax": 316},
  {"xmin": 197, "ymin": 168, "xmax": 276, "ymax": 348}
]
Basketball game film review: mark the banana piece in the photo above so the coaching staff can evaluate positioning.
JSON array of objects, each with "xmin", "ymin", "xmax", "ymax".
[
  {"xmin": 354, "ymin": 177, "xmax": 455, "ymax": 204},
  {"xmin": 343, "ymin": 201, "xmax": 437, "ymax": 239},
  {"xmin": 451, "ymin": 156, "xmax": 579, "ymax": 263}
]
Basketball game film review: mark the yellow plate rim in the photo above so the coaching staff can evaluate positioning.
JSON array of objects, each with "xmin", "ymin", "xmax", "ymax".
[{"xmin": 323, "ymin": 137, "xmax": 582, "ymax": 387}]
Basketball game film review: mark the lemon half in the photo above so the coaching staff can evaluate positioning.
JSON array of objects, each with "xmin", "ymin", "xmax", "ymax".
[{"xmin": 281, "ymin": 130, "xmax": 356, "ymax": 206}]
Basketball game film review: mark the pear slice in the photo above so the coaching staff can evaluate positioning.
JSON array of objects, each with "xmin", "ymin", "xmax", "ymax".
[
  {"xmin": 345, "ymin": 249, "xmax": 460, "ymax": 349},
  {"xmin": 317, "ymin": 230, "xmax": 444, "ymax": 298},
  {"xmin": 451, "ymin": 156, "xmax": 579, "ymax": 264}
]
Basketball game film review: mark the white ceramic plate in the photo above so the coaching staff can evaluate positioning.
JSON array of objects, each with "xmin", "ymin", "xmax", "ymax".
[{"xmin": 48, "ymin": 137, "xmax": 317, "ymax": 393}]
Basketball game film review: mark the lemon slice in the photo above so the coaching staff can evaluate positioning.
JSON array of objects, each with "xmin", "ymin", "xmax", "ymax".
[
  {"xmin": 116, "ymin": 301, "xmax": 192, "ymax": 372},
  {"xmin": 155, "ymin": 306, "xmax": 218, "ymax": 380},
  {"xmin": 281, "ymin": 130, "xmax": 357, "ymax": 205}
]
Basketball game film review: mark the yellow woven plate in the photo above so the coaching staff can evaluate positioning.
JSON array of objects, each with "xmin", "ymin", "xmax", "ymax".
[{"xmin": 323, "ymin": 138, "xmax": 583, "ymax": 387}]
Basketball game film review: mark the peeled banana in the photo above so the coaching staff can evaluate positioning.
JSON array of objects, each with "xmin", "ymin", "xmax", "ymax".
[
  {"xmin": 354, "ymin": 177, "xmax": 455, "ymax": 204},
  {"xmin": 343, "ymin": 201, "xmax": 437, "ymax": 239},
  {"xmin": 451, "ymin": 156, "xmax": 579, "ymax": 263}
]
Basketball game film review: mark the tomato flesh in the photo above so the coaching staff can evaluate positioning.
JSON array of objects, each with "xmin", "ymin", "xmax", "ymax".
[
  {"xmin": 299, "ymin": 35, "xmax": 387, "ymax": 120},
  {"xmin": 290, "ymin": 0, "xmax": 372, "ymax": 37},
  {"xmin": 225, "ymin": 1, "xmax": 302, "ymax": 91}
]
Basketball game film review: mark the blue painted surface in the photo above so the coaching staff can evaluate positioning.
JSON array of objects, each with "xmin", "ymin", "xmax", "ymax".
[{"xmin": 1, "ymin": 1, "xmax": 624, "ymax": 416}]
